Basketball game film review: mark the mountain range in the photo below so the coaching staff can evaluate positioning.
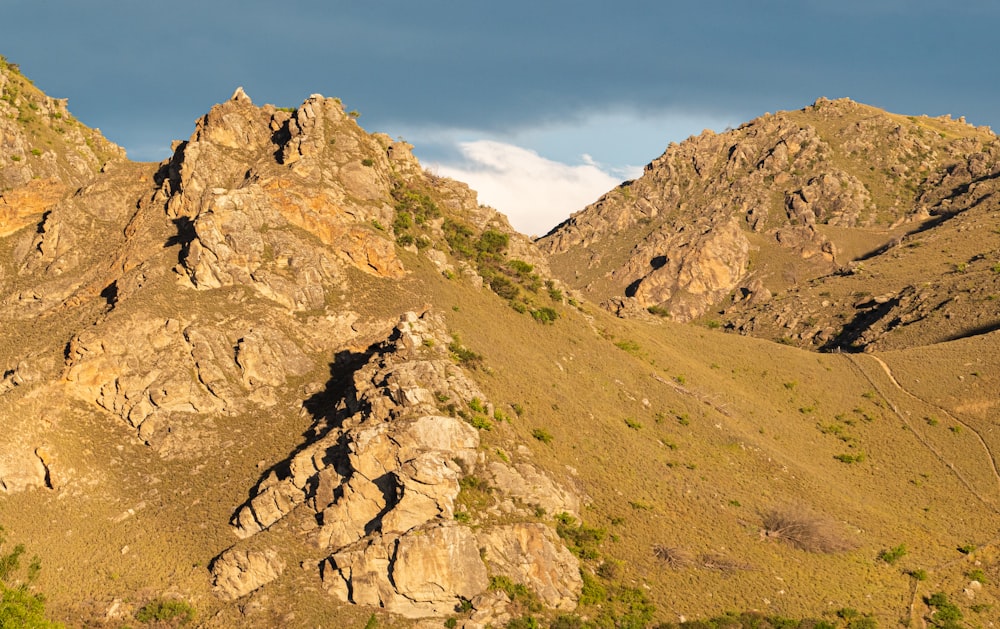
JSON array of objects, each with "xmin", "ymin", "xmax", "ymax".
[{"xmin": 1, "ymin": 55, "xmax": 999, "ymax": 628}]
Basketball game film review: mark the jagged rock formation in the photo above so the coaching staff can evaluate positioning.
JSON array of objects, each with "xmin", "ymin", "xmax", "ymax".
[
  {"xmin": 0, "ymin": 63, "xmax": 581, "ymax": 622},
  {"xmin": 541, "ymin": 98, "xmax": 1000, "ymax": 343},
  {"xmin": 223, "ymin": 311, "xmax": 581, "ymax": 618}
]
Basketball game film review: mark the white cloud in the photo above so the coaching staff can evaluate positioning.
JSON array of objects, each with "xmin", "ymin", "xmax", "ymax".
[
  {"xmin": 390, "ymin": 108, "xmax": 740, "ymax": 237},
  {"xmin": 431, "ymin": 140, "xmax": 639, "ymax": 237}
]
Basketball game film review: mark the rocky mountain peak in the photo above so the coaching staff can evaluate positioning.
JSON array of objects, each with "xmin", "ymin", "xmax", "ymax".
[{"xmin": 541, "ymin": 97, "xmax": 1000, "ymax": 334}]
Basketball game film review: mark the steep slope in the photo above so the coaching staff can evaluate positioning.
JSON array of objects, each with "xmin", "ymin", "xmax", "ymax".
[
  {"xmin": 0, "ymin": 55, "xmax": 125, "ymax": 237},
  {"xmin": 540, "ymin": 98, "xmax": 1000, "ymax": 352}
]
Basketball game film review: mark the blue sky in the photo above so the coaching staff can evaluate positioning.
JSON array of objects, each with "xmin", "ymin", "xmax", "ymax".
[{"xmin": 3, "ymin": 1, "xmax": 998, "ymax": 235}]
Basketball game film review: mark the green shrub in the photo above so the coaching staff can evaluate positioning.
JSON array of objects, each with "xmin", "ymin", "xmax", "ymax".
[
  {"xmin": 489, "ymin": 275, "xmax": 520, "ymax": 300},
  {"xmin": 0, "ymin": 527, "xmax": 60, "ymax": 629},
  {"xmin": 508, "ymin": 260, "xmax": 534, "ymax": 276},
  {"xmin": 614, "ymin": 339, "xmax": 640, "ymax": 353},
  {"xmin": 925, "ymin": 591, "xmax": 962, "ymax": 626},
  {"xmin": 448, "ymin": 338, "xmax": 482, "ymax": 367},
  {"xmin": 531, "ymin": 428, "xmax": 553, "ymax": 444},
  {"xmin": 477, "ymin": 229, "xmax": 509, "ymax": 255},
  {"xmin": 468, "ymin": 415, "xmax": 492, "ymax": 431},
  {"xmin": 834, "ymin": 452, "xmax": 866, "ymax": 464},
  {"xmin": 530, "ymin": 307, "xmax": 558, "ymax": 324},
  {"xmin": 555, "ymin": 514, "xmax": 606, "ymax": 560},
  {"xmin": 135, "ymin": 598, "xmax": 195, "ymax": 624},
  {"xmin": 877, "ymin": 544, "xmax": 907, "ymax": 565}
]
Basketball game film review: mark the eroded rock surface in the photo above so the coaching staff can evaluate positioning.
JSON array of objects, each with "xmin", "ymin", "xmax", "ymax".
[
  {"xmin": 225, "ymin": 311, "xmax": 581, "ymax": 618},
  {"xmin": 211, "ymin": 548, "xmax": 286, "ymax": 601}
]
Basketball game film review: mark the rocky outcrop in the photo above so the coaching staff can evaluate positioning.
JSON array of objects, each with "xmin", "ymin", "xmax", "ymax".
[
  {"xmin": 225, "ymin": 311, "xmax": 581, "ymax": 618},
  {"xmin": 477, "ymin": 523, "xmax": 582, "ymax": 610},
  {"xmin": 211, "ymin": 548, "xmax": 286, "ymax": 601},
  {"xmin": 0, "ymin": 56, "xmax": 124, "ymax": 247},
  {"xmin": 486, "ymin": 461, "xmax": 580, "ymax": 518},
  {"xmin": 0, "ymin": 56, "xmax": 123, "ymax": 193},
  {"xmin": 610, "ymin": 218, "xmax": 751, "ymax": 321},
  {"xmin": 723, "ymin": 144, "xmax": 1000, "ymax": 350},
  {"xmin": 161, "ymin": 88, "xmax": 406, "ymax": 289},
  {"xmin": 62, "ymin": 314, "xmax": 315, "ymax": 448},
  {"xmin": 323, "ymin": 522, "xmax": 489, "ymax": 618}
]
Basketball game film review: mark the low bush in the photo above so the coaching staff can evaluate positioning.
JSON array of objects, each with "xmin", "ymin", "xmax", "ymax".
[
  {"xmin": 877, "ymin": 544, "xmax": 907, "ymax": 565},
  {"xmin": 136, "ymin": 598, "xmax": 195, "ymax": 625},
  {"xmin": 760, "ymin": 506, "xmax": 853, "ymax": 553},
  {"xmin": 531, "ymin": 428, "xmax": 553, "ymax": 444}
]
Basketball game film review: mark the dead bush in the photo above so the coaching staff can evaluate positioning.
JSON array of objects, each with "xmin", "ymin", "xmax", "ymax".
[
  {"xmin": 652, "ymin": 545, "xmax": 693, "ymax": 568},
  {"xmin": 760, "ymin": 506, "xmax": 853, "ymax": 553},
  {"xmin": 698, "ymin": 552, "xmax": 752, "ymax": 572}
]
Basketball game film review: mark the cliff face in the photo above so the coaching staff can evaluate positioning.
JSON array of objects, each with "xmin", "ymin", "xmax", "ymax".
[{"xmin": 540, "ymin": 98, "xmax": 1000, "ymax": 349}]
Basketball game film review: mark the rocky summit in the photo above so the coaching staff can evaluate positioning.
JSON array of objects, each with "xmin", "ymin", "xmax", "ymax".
[{"xmin": 2, "ymin": 56, "xmax": 1000, "ymax": 629}]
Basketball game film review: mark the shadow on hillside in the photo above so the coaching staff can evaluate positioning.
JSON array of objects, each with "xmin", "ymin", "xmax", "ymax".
[
  {"xmin": 229, "ymin": 337, "xmax": 388, "ymax": 528},
  {"xmin": 854, "ymin": 169, "xmax": 998, "ymax": 263},
  {"xmin": 820, "ymin": 297, "xmax": 901, "ymax": 353},
  {"xmin": 940, "ymin": 320, "xmax": 1000, "ymax": 343}
]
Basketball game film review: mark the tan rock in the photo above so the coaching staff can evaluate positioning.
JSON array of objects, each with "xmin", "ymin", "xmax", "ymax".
[
  {"xmin": 211, "ymin": 548, "xmax": 286, "ymax": 601},
  {"xmin": 324, "ymin": 523, "xmax": 489, "ymax": 618},
  {"xmin": 477, "ymin": 523, "xmax": 582, "ymax": 610}
]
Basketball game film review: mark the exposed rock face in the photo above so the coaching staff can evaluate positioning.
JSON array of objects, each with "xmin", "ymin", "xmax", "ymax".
[
  {"xmin": 162, "ymin": 88, "xmax": 405, "ymax": 303},
  {"xmin": 486, "ymin": 461, "xmax": 580, "ymax": 518},
  {"xmin": 609, "ymin": 218, "xmax": 751, "ymax": 320},
  {"xmin": 225, "ymin": 311, "xmax": 581, "ymax": 618},
  {"xmin": 477, "ymin": 524, "xmax": 582, "ymax": 610},
  {"xmin": 211, "ymin": 548, "xmax": 286, "ymax": 601},
  {"xmin": 324, "ymin": 522, "xmax": 489, "ymax": 618},
  {"xmin": 540, "ymin": 98, "xmax": 999, "ymax": 325}
]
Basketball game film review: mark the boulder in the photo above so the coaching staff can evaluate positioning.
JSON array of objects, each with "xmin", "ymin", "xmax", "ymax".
[
  {"xmin": 211, "ymin": 548, "xmax": 286, "ymax": 601},
  {"xmin": 324, "ymin": 523, "xmax": 489, "ymax": 618}
]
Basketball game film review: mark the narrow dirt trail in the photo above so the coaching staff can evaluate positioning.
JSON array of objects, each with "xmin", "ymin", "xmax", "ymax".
[
  {"xmin": 867, "ymin": 354, "xmax": 1000, "ymax": 491},
  {"xmin": 843, "ymin": 353, "xmax": 1000, "ymax": 514},
  {"xmin": 845, "ymin": 353, "xmax": 1000, "ymax": 628}
]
